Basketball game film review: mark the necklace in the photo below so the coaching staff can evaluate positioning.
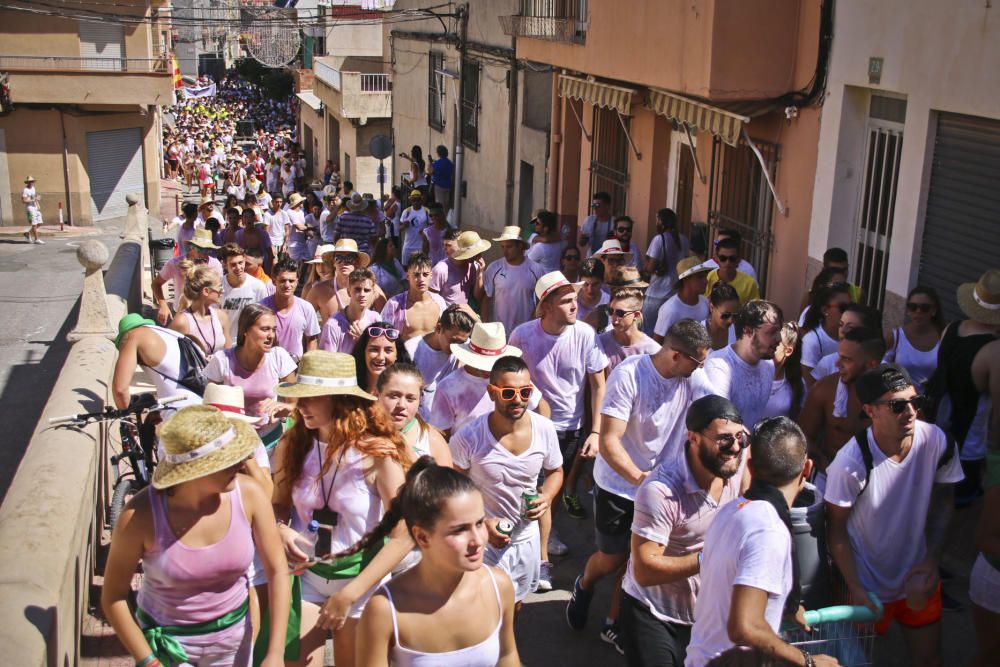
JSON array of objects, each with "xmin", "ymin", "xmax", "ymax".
[
  {"xmin": 401, "ymin": 417, "xmax": 418, "ymax": 434},
  {"xmin": 188, "ymin": 307, "xmax": 217, "ymax": 353}
]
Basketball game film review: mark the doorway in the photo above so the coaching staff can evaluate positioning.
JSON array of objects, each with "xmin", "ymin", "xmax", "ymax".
[{"xmin": 518, "ymin": 160, "xmax": 535, "ymax": 234}]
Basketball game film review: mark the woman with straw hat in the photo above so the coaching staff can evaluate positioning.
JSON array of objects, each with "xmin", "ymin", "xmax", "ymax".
[
  {"xmin": 270, "ymin": 351, "xmax": 413, "ymax": 667},
  {"xmin": 102, "ymin": 405, "xmax": 290, "ymax": 667},
  {"xmin": 205, "ymin": 303, "xmax": 296, "ymax": 451},
  {"xmin": 301, "ymin": 243, "xmax": 337, "ymax": 301}
]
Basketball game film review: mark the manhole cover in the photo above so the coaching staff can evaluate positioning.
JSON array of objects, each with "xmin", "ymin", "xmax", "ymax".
[{"xmin": 0, "ymin": 261, "xmax": 28, "ymax": 273}]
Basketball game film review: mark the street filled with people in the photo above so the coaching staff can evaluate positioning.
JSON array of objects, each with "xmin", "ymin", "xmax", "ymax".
[{"xmin": 97, "ymin": 75, "xmax": 1000, "ymax": 667}]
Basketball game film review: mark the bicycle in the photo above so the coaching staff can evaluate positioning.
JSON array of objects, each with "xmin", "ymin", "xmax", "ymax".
[{"xmin": 50, "ymin": 393, "xmax": 184, "ymax": 528}]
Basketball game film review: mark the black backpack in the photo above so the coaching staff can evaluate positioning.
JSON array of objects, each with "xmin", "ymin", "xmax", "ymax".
[
  {"xmin": 149, "ymin": 329, "xmax": 209, "ymax": 396},
  {"xmin": 853, "ymin": 426, "xmax": 957, "ymax": 497}
]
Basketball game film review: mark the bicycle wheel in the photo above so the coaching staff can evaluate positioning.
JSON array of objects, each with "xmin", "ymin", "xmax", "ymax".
[{"xmin": 109, "ymin": 478, "xmax": 141, "ymax": 529}]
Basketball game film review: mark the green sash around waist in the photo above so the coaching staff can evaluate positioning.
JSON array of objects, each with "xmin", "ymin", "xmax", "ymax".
[
  {"xmin": 137, "ymin": 597, "xmax": 249, "ymax": 666},
  {"xmin": 308, "ymin": 538, "xmax": 386, "ymax": 580}
]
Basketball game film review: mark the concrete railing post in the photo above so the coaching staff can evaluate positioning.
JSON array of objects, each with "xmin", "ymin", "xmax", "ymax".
[
  {"xmin": 121, "ymin": 192, "xmax": 153, "ymax": 304},
  {"xmin": 67, "ymin": 240, "xmax": 114, "ymax": 343}
]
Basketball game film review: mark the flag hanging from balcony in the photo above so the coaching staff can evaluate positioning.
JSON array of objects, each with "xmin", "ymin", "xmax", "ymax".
[{"xmin": 172, "ymin": 53, "xmax": 183, "ymax": 90}]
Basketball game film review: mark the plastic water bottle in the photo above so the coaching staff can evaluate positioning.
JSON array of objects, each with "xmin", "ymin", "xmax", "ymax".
[
  {"xmin": 561, "ymin": 223, "xmax": 571, "ymax": 242},
  {"xmin": 303, "ymin": 519, "xmax": 320, "ymax": 559}
]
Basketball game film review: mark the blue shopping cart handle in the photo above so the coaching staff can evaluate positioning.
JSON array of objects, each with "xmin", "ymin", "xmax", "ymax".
[{"xmin": 802, "ymin": 593, "xmax": 884, "ymax": 626}]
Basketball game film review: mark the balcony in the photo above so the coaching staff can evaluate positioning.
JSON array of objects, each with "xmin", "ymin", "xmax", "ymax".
[
  {"xmin": 500, "ymin": 0, "xmax": 587, "ymax": 44},
  {"xmin": 0, "ymin": 55, "xmax": 173, "ymax": 106},
  {"xmin": 313, "ymin": 56, "xmax": 391, "ymax": 122}
]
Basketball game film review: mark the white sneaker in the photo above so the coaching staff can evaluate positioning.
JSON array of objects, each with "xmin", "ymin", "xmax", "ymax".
[
  {"xmin": 537, "ymin": 561, "xmax": 553, "ymax": 592},
  {"xmin": 34, "ymin": 238, "xmax": 45, "ymax": 244},
  {"xmin": 547, "ymin": 531, "xmax": 569, "ymax": 557}
]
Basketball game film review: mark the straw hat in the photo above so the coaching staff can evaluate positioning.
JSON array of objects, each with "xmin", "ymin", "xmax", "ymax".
[
  {"xmin": 307, "ymin": 243, "xmax": 337, "ymax": 264},
  {"xmin": 326, "ymin": 238, "xmax": 371, "ymax": 268},
  {"xmin": 593, "ymin": 239, "xmax": 627, "ymax": 257},
  {"xmin": 24, "ymin": 175, "xmax": 35, "ymax": 184},
  {"xmin": 452, "ymin": 231, "xmax": 492, "ymax": 261},
  {"xmin": 346, "ymin": 192, "xmax": 369, "ymax": 213},
  {"xmin": 957, "ymin": 269, "xmax": 1000, "ymax": 324},
  {"xmin": 288, "ymin": 193, "xmax": 306, "ymax": 208},
  {"xmin": 202, "ymin": 383, "xmax": 260, "ymax": 424},
  {"xmin": 607, "ymin": 266, "xmax": 649, "ymax": 291},
  {"xmin": 492, "ymin": 226, "xmax": 528, "ymax": 245},
  {"xmin": 674, "ymin": 257, "xmax": 714, "ymax": 288},
  {"xmin": 199, "ymin": 196, "xmax": 215, "ymax": 207},
  {"xmin": 114, "ymin": 313, "xmax": 155, "ymax": 348},
  {"xmin": 535, "ymin": 270, "xmax": 583, "ymax": 302},
  {"xmin": 450, "ymin": 322, "xmax": 522, "ymax": 372},
  {"xmin": 275, "ymin": 350, "xmax": 376, "ymax": 400},
  {"xmin": 188, "ymin": 228, "xmax": 220, "ymax": 249},
  {"xmin": 151, "ymin": 405, "xmax": 259, "ymax": 489}
]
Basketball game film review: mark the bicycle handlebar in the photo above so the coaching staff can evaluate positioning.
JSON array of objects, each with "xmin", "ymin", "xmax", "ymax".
[{"xmin": 48, "ymin": 395, "xmax": 187, "ymax": 426}]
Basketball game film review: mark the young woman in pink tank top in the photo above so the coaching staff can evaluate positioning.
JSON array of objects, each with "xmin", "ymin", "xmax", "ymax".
[
  {"xmin": 355, "ymin": 457, "xmax": 520, "ymax": 666},
  {"xmin": 101, "ymin": 405, "xmax": 290, "ymax": 667},
  {"xmin": 271, "ymin": 350, "xmax": 412, "ymax": 667},
  {"xmin": 169, "ymin": 263, "xmax": 231, "ymax": 354}
]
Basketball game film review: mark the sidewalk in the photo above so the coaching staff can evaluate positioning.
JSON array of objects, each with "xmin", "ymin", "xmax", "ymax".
[{"xmin": 0, "ymin": 223, "xmax": 103, "ymax": 239}]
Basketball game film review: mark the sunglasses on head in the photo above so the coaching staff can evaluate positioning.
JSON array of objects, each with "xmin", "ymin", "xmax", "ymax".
[
  {"xmin": 610, "ymin": 308, "xmax": 638, "ymax": 319},
  {"xmin": 333, "ymin": 254, "xmax": 356, "ymax": 264},
  {"xmin": 906, "ymin": 302, "xmax": 933, "ymax": 313},
  {"xmin": 489, "ymin": 384, "xmax": 534, "ymax": 401},
  {"xmin": 877, "ymin": 395, "xmax": 926, "ymax": 414},
  {"xmin": 367, "ymin": 326, "xmax": 400, "ymax": 341}
]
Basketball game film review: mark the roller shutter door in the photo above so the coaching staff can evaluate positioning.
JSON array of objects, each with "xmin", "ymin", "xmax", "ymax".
[
  {"xmin": 86, "ymin": 128, "xmax": 145, "ymax": 221},
  {"xmin": 918, "ymin": 112, "xmax": 1000, "ymax": 322},
  {"xmin": 79, "ymin": 21, "xmax": 124, "ymax": 70}
]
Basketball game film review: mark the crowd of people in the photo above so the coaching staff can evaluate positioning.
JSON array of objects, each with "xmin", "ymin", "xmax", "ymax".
[{"xmin": 100, "ymin": 77, "xmax": 1000, "ymax": 667}]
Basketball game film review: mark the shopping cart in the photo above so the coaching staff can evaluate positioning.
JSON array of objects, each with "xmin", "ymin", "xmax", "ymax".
[{"xmin": 781, "ymin": 594, "xmax": 884, "ymax": 667}]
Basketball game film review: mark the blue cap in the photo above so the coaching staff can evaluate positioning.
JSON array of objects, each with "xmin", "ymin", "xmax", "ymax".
[{"xmin": 307, "ymin": 520, "xmax": 320, "ymax": 533}]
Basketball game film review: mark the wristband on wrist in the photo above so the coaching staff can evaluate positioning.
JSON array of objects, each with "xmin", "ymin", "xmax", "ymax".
[
  {"xmin": 591, "ymin": 430, "xmax": 599, "ymax": 435},
  {"xmin": 697, "ymin": 551, "xmax": 703, "ymax": 566},
  {"xmin": 136, "ymin": 655, "xmax": 159, "ymax": 667},
  {"xmin": 800, "ymin": 649, "xmax": 815, "ymax": 667}
]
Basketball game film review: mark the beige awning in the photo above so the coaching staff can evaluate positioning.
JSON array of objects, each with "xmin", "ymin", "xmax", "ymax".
[
  {"xmin": 647, "ymin": 88, "xmax": 749, "ymax": 146},
  {"xmin": 296, "ymin": 90, "xmax": 322, "ymax": 112},
  {"xmin": 558, "ymin": 74, "xmax": 634, "ymax": 116}
]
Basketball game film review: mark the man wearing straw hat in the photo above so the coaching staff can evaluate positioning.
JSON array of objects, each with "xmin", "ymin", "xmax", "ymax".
[
  {"xmin": 21, "ymin": 175, "xmax": 44, "ymax": 245},
  {"xmin": 482, "ymin": 226, "xmax": 546, "ymax": 334},
  {"xmin": 334, "ymin": 192, "xmax": 378, "ymax": 256},
  {"xmin": 152, "ymin": 228, "xmax": 224, "ymax": 325},
  {"xmin": 430, "ymin": 230, "xmax": 490, "ymax": 307}
]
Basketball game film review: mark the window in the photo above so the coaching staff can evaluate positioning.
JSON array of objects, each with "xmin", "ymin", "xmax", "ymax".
[
  {"xmin": 589, "ymin": 105, "xmax": 629, "ymax": 213},
  {"xmin": 428, "ymin": 51, "xmax": 445, "ymax": 131},
  {"xmin": 461, "ymin": 59, "xmax": 480, "ymax": 151}
]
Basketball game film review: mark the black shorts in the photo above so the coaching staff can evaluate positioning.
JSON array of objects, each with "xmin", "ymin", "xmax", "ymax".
[
  {"xmin": 619, "ymin": 592, "xmax": 691, "ymax": 667},
  {"xmin": 593, "ymin": 485, "xmax": 634, "ymax": 555},
  {"xmin": 556, "ymin": 428, "xmax": 582, "ymax": 471}
]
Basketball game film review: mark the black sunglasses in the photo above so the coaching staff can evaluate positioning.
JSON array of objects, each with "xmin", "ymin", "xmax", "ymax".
[
  {"xmin": 717, "ymin": 254, "xmax": 739, "ymax": 264},
  {"xmin": 711, "ymin": 430, "xmax": 749, "ymax": 452},
  {"xmin": 610, "ymin": 308, "xmax": 638, "ymax": 319},
  {"xmin": 719, "ymin": 311, "xmax": 737, "ymax": 320},
  {"xmin": 333, "ymin": 254, "xmax": 357, "ymax": 264},
  {"xmin": 563, "ymin": 255, "xmax": 581, "ymax": 261},
  {"xmin": 367, "ymin": 326, "xmax": 400, "ymax": 341},
  {"xmin": 877, "ymin": 395, "xmax": 927, "ymax": 414},
  {"xmin": 615, "ymin": 227, "xmax": 632, "ymax": 234},
  {"xmin": 906, "ymin": 303, "xmax": 933, "ymax": 313}
]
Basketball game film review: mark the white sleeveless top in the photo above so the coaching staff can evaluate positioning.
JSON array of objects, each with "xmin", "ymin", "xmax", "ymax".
[
  {"xmin": 412, "ymin": 425, "xmax": 431, "ymax": 459},
  {"xmin": 143, "ymin": 326, "xmax": 202, "ymax": 409},
  {"xmin": 883, "ymin": 327, "xmax": 940, "ymax": 388},
  {"xmin": 385, "ymin": 567, "xmax": 502, "ymax": 667}
]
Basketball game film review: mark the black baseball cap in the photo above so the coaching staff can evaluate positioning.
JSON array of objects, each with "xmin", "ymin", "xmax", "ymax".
[
  {"xmin": 686, "ymin": 395, "xmax": 743, "ymax": 432},
  {"xmin": 856, "ymin": 363, "xmax": 914, "ymax": 405}
]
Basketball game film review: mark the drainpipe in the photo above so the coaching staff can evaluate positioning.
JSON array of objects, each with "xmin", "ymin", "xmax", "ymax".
[
  {"xmin": 504, "ymin": 50, "xmax": 518, "ymax": 228},
  {"xmin": 547, "ymin": 73, "xmax": 562, "ymax": 213},
  {"xmin": 59, "ymin": 108, "xmax": 73, "ymax": 225},
  {"xmin": 452, "ymin": 3, "xmax": 468, "ymax": 228}
]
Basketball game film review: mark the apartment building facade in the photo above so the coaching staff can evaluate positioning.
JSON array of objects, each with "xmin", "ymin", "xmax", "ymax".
[{"xmin": 0, "ymin": 1, "xmax": 172, "ymax": 226}]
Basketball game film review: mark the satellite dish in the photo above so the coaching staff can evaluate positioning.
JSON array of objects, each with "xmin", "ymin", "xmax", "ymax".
[
  {"xmin": 243, "ymin": 6, "xmax": 301, "ymax": 68},
  {"xmin": 369, "ymin": 134, "xmax": 392, "ymax": 160}
]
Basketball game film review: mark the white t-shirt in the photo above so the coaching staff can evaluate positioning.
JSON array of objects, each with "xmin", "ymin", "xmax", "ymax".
[
  {"xmin": 400, "ymin": 206, "xmax": 430, "ymax": 258},
  {"xmin": 221, "ymin": 274, "xmax": 270, "ymax": 340},
  {"xmin": 761, "ymin": 377, "xmax": 807, "ymax": 420},
  {"xmin": 623, "ymin": 452, "xmax": 746, "ymax": 624},
  {"xmin": 801, "ymin": 326, "xmax": 838, "ymax": 369},
  {"xmin": 581, "ymin": 214, "xmax": 613, "ymax": 256},
  {"xmin": 526, "ymin": 239, "xmax": 566, "ymax": 273},
  {"xmin": 427, "ymin": 368, "xmax": 542, "ymax": 434},
  {"xmin": 598, "ymin": 330, "xmax": 660, "ymax": 371},
  {"xmin": 405, "ymin": 336, "xmax": 460, "ymax": 419},
  {"xmin": 824, "ymin": 421, "xmax": 964, "ymax": 601},
  {"xmin": 655, "ymin": 294, "xmax": 710, "ymax": 337},
  {"xmin": 645, "ymin": 233, "xmax": 690, "ymax": 299},
  {"xmin": 810, "ymin": 351, "xmax": 838, "ymax": 381},
  {"xmin": 482, "ymin": 257, "xmax": 546, "ymax": 335},
  {"xmin": 451, "ymin": 411, "xmax": 563, "ymax": 543},
  {"xmin": 694, "ymin": 345, "xmax": 775, "ymax": 431},
  {"xmin": 595, "ymin": 354, "xmax": 694, "ymax": 500},
  {"xmin": 263, "ymin": 208, "xmax": 288, "ymax": 248},
  {"xmin": 509, "ymin": 320, "xmax": 609, "ymax": 431},
  {"xmin": 685, "ymin": 500, "xmax": 793, "ymax": 667}
]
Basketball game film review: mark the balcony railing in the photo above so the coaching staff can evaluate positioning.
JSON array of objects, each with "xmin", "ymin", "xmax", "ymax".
[
  {"xmin": 0, "ymin": 55, "xmax": 169, "ymax": 74},
  {"xmin": 314, "ymin": 57, "xmax": 342, "ymax": 90},
  {"xmin": 499, "ymin": 14, "xmax": 586, "ymax": 43},
  {"xmin": 359, "ymin": 73, "xmax": 391, "ymax": 92}
]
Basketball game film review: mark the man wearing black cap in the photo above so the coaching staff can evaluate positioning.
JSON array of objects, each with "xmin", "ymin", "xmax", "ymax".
[
  {"xmin": 826, "ymin": 363, "xmax": 964, "ymax": 667},
  {"xmin": 619, "ymin": 395, "xmax": 749, "ymax": 667}
]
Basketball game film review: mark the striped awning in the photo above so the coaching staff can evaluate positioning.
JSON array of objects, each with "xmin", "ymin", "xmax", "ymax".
[
  {"xmin": 647, "ymin": 88, "xmax": 749, "ymax": 146},
  {"xmin": 558, "ymin": 74, "xmax": 634, "ymax": 116}
]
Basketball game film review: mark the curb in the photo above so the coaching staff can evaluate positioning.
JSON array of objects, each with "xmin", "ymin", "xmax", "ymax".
[{"xmin": 0, "ymin": 225, "xmax": 104, "ymax": 239}]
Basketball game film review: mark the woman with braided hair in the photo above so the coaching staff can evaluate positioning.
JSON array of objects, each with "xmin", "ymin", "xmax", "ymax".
[
  {"xmin": 355, "ymin": 456, "xmax": 520, "ymax": 666},
  {"xmin": 270, "ymin": 350, "xmax": 413, "ymax": 667}
]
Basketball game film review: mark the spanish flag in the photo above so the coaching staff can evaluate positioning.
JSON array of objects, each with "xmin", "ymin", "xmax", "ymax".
[{"xmin": 171, "ymin": 53, "xmax": 183, "ymax": 90}]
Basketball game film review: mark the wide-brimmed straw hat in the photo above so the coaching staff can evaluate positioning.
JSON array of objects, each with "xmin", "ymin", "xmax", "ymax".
[
  {"xmin": 673, "ymin": 257, "xmax": 714, "ymax": 289},
  {"xmin": 151, "ymin": 405, "xmax": 259, "ymax": 489},
  {"xmin": 607, "ymin": 266, "xmax": 649, "ymax": 291},
  {"xmin": 346, "ymin": 192, "xmax": 369, "ymax": 213},
  {"xmin": 288, "ymin": 193, "xmax": 306, "ymax": 208},
  {"xmin": 199, "ymin": 196, "xmax": 215, "ymax": 207},
  {"xmin": 323, "ymin": 238, "xmax": 371, "ymax": 268},
  {"xmin": 24, "ymin": 175, "xmax": 35, "ymax": 184},
  {"xmin": 492, "ymin": 226, "xmax": 528, "ymax": 245},
  {"xmin": 275, "ymin": 350, "xmax": 376, "ymax": 401},
  {"xmin": 202, "ymin": 383, "xmax": 260, "ymax": 424},
  {"xmin": 450, "ymin": 322, "xmax": 521, "ymax": 372},
  {"xmin": 452, "ymin": 231, "xmax": 492, "ymax": 261},
  {"xmin": 535, "ymin": 270, "xmax": 583, "ymax": 302},
  {"xmin": 307, "ymin": 243, "xmax": 337, "ymax": 264},
  {"xmin": 957, "ymin": 269, "xmax": 1000, "ymax": 324},
  {"xmin": 188, "ymin": 228, "xmax": 220, "ymax": 249},
  {"xmin": 593, "ymin": 239, "xmax": 627, "ymax": 257}
]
